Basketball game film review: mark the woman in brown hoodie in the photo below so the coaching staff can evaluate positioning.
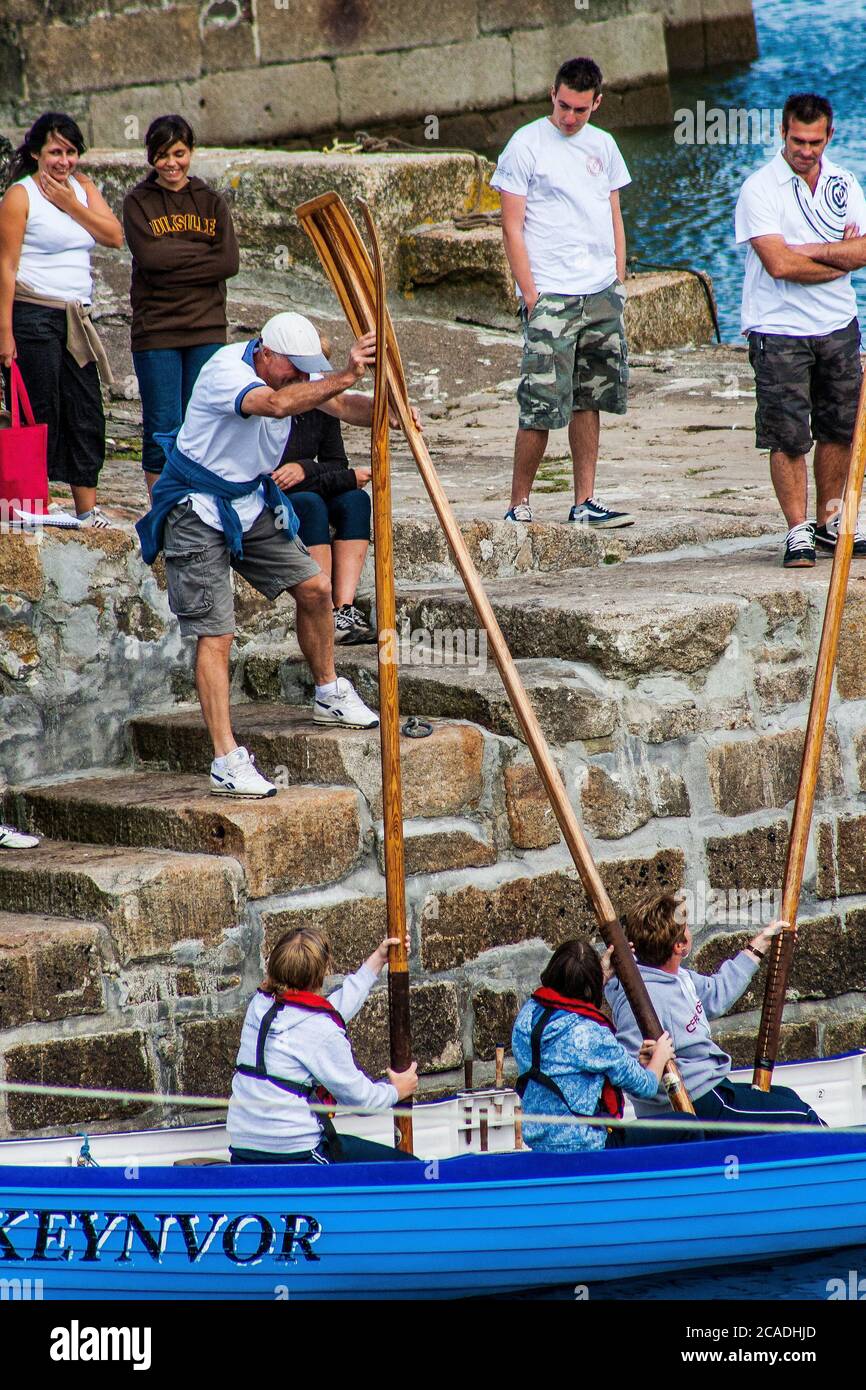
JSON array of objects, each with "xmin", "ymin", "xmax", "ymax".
[{"xmin": 123, "ymin": 115, "xmax": 239, "ymax": 497}]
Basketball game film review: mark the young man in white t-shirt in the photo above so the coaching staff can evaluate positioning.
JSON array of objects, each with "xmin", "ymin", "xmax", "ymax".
[
  {"xmin": 735, "ymin": 91, "xmax": 866, "ymax": 568},
  {"xmin": 490, "ymin": 56, "xmax": 633, "ymax": 529}
]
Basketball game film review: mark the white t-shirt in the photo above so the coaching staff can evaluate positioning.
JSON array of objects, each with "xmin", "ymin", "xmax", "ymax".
[
  {"xmin": 18, "ymin": 174, "xmax": 94, "ymax": 303},
  {"xmin": 490, "ymin": 117, "xmax": 631, "ymax": 297},
  {"xmin": 735, "ymin": 149, "xmax": 866, "ymax": 336},
  {"xmin": 176, "ymin": 339, "xmax": 294, "ymax": 533}
]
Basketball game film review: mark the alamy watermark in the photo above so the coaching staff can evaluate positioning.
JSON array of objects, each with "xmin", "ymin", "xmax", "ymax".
[
  {"xmin": 827, "ymin": 1269, "xmax": 866, "ymax": 1299},
  {"xmin": 674, "ymin": 102, "xmax": 784, "ymax": 147},
  {"xmin": 1, "ymin": 1277, "xmax": 44, "ymax": 1300},
  {"xmin": 379, "ymin": 622, "xmax": 487, "ymax": 672},
  {"xmin": 674, "ymin": 881, "xmax": 782, "ymax": 929}
]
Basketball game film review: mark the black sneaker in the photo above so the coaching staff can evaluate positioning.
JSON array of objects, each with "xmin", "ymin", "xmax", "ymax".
[
  {"xmin": 783, "ymin": 522, "xmax": 816, "ymax": 568},
  {"xmin": 333, "ymin": 604, "xmax": 376, "ymax": 644},
  {"xmin": 568, "ymin": 497, "xmax": 634, "ymax": 528},
  {"xmin": 814, "ymin": 514, "xmax": 866, "ymax": 556}
]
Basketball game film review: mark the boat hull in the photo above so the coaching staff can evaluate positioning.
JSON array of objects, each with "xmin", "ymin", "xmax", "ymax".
[{"xmin": 2, "ymin": 1132, "xmax": 866, "ymax": 1299}]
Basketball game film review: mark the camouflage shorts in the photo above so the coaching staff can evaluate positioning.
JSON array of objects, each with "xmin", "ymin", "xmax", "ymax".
[
  {"xmin": 517, "ymin": 284, "xmax": 628, "ymax": 430},
  {"xmin": 748, "ymin": 318, "xmax": 862, "ymax": 454}
]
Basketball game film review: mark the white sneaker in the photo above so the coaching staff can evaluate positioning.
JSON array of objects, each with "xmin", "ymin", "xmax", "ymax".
[
  {"xmin": 313, "ymin": 678, "xmax": 379, "ymax": 729},
  {"xmin": 76, "ymin": 507, "xmax": 111, "ymax": 529},
  {"xmin": 209, "ymin": 746, "xmax": 277, "ymax": 798},
  {"xmin": 504, "ymin": 501, "xmax": 533, "ymax": 523},
  {"xmin": 0, "ymin": 823, "xmax": 40, "ymax": 849}
]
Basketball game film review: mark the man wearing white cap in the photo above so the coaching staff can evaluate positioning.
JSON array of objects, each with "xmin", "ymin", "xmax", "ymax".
[{"xmin": 137, "ymin": 312, "xmax": 385, "ymax": 798}]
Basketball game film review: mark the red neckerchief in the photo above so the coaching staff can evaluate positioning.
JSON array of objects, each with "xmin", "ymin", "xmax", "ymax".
[
  {"xmin": 259, "ymin": 988, "xmax": 348, "ymax": 1110},
  {"xmin": 261, "ymin": 988, "xmax": 348, "ymax": 1033},
  {"xmin": 531, "ymin": 987, "xmax": 624, "ymax": 1119}
]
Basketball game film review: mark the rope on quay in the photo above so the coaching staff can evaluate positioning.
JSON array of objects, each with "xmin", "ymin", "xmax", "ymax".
[{"xmin": 0, "ymin": 1078, "xmax": 859, "ymax": 1138}]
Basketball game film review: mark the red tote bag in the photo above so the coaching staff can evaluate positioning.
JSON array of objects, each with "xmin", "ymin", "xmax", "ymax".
[{"xmin": 0, "ymin": 362, "xmax": 49, "ymax": 516}]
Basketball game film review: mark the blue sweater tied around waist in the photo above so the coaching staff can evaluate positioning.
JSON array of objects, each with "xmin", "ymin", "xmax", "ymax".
[{"xmin": 135, "ymin": 429, "xmax": 300, "ymax": 564}]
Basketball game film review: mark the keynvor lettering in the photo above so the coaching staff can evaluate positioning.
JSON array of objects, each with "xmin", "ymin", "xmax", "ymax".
[{"xmin": 0, "ymin": 1209, "xmax": 323, "ymax": 1265}]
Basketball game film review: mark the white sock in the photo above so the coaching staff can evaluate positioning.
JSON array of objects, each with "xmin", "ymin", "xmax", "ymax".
[{"xmin": 315, "ymin": 681, "xmax": 339, "ymax": 699}]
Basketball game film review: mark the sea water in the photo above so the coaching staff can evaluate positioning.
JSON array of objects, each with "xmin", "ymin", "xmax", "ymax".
[{"xmin": 614, "ymin": 0, "xmax": 866, "ymax": 340}]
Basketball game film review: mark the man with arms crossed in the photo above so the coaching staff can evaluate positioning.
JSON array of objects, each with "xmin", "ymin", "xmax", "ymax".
[
  {"xmin": 138, "ymin": 313, "xmax": 386, "ymax": 798},
  {"xmin": 491, "ymin": 55, "xmax": 633, "ymax": 529},
  {"xmin": 735, "ymin": 92, "xmax": 866, "ymax": 568}
]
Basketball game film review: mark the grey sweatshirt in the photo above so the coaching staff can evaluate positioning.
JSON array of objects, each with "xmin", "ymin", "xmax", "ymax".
[{"xmin": 604, "ymin": 952, "xmax": 760, "ymax": 1112}]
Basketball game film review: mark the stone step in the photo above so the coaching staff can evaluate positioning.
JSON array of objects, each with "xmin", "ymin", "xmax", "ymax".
[
  {"xmin": 241, "ymin": 643, "xmax": 619, "ymax": 746},
  {"xmin": 390, "ymin": 546, "xmax": 826, "ymax": 679},
  {"xmin": 129, "ymin": 705, "xmax": 488, "ymax": 821},
  {"xmin": 91, "ymin": 149, "xmax": 492, "ymax": 292},
  {"xmin": 5, "ymin": 772, "xmax": 363, "ymax": 900},
  {"xmin": 0, "ymin": 912, "xmax": 105, "ymax": 1029},
  {"xmin": 356, "ymin": 513, "xmax": 779, "ymax": 586},
  {"xmin": 399, "ymin": 221, "xmax": 716, "ymax": 347},
  {"xmin": 0, "ymin": 839, "xmax": 244, "ymax": 963}
]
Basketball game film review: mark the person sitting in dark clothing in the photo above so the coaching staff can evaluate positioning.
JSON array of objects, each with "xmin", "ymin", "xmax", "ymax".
[{"xmin": 277, "ymin": 396, "xmax": 374, "ymax": 645}]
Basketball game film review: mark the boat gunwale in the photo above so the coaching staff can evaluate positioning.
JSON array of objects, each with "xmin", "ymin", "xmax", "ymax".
[{"xmin": 3, "ymin": 1129, "xmax": 866, "ymax": 1194}]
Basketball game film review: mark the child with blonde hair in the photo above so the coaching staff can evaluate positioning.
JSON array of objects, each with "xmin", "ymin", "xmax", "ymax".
[{"xmin": 227, "ymin": 926, "xmax": 417, "ymax": 1164}]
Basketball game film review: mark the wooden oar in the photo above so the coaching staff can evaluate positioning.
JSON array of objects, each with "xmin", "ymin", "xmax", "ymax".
[
  {"xmin": 753, "ymin": 373, "xmax": 866, "ymax": 1090},
  {"xmin": 359, "ymin": 200, "xmax": 413, "ymax": 1153},
  {"xmin": 296, "ymin": 192, "xmax": 695, "ymax": 1115}
]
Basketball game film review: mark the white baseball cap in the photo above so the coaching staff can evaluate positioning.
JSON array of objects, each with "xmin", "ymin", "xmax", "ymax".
[{"xmin": 260, "ymin": 312, "xmax": 333, "ymax": 373}]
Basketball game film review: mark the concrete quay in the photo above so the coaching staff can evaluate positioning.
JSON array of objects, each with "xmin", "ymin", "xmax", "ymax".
[{"xmin": 3, "ymin": 293, "xmax": 866, "ymax": 1140}]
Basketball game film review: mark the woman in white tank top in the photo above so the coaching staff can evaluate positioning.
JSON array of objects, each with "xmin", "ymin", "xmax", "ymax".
[{"xmin": 0, "ymin": 113, "xmax": 122, "ymax": 523}]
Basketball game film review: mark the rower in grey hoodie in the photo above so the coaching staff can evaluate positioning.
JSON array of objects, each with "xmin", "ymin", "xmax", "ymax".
[{"xmin": 605, "ymin": 952, "xmax": 759, "ymax": 1113}]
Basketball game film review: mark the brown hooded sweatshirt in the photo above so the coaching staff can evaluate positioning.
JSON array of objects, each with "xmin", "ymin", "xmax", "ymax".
[{"xmin": 123, "ymin": 173, "xmax": 240, "ymax": 352}]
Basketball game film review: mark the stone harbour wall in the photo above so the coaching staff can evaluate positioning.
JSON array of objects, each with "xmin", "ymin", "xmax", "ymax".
[
  {"xmin": 1, "ymin": 520, "xmax": 866, "ymax": 1140},
  {"xmin": 0, "ymin": 0, "xmax": 758, "ymax": 148}
]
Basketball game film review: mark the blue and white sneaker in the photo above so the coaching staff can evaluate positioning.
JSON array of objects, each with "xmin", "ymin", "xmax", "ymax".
[
  {"xmin": 782, "ymin": 522, "xmax": 816, "ymax": 569},
  {"xmin": 313, "ymin": 677, "xmax": 379, "ymax": 729},
  {"xmin": 504, "ymin": 501, "xmax": 533, "ymax": 523},
  {"xmin": 568, "ymin": 497, "xmax": 634, "ymax": 528},
  {"xmin": 210, "ymin": 746, "xmax": 277, "ymax": 797},
  {"xmin": 813, "ymin": 513, "xmax": 866, "ymax": 557}
]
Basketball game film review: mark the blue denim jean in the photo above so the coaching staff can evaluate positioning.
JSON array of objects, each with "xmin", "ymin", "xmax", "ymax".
[
  {"xmin": 133, "ymin": 343, "xmax": 223, "ymax": 474},
  {"xmin": 289, "ymin": 487, "xmax": 371, "ymax": 545}
]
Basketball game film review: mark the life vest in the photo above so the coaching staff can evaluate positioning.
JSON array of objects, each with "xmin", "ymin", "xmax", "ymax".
[
  {"xmin": 514, "ymin": 987, "xmax": 624, "ymax": 1121},
  {"xmin": 234, "ymin": 989, "xmax": 348, "ymax": 1150}
]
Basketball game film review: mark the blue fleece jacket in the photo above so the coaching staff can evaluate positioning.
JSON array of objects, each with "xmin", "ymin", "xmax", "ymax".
[
  {"xmin": 511, "ymin": 1001, "xmax": 660, "ymax": 1153},
  {"xmin": 605, "ymin": 952, "xmax": 760, "ymax": 1112},
  {"xmin": 135, "ymin": 429, "xmax": 300, "ymax": 564}
]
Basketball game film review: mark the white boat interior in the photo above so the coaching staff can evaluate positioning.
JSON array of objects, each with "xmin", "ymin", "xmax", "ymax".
[{"xmin": 1, "ymin": 1052, "xmax": 863, "ymax": 1169}]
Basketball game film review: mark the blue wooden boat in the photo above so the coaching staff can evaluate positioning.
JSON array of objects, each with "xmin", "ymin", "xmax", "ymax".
[{"xmin": 1, "ymin": 1054, "xmax": 865, "ymax": 1300}]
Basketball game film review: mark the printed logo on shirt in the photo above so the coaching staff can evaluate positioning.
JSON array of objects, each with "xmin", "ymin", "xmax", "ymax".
[
  {"xmin": 793, "ymin": 173, "xmax": 851, "ymax": 242},
  {"xmin": 585, "ymin": 156, "xmax": 604, "ymax": 176},
  {"xmin": 148, "ymin": 213, "xmax": 217, "ymax": 237},
  {"xmin": 685, "ymin": 999, "xmax": 705, "ymax": 1034}
]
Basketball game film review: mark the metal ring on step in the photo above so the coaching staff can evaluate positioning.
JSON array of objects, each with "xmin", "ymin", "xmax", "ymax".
[{"xmin": 401, "ymin": 716, "xmax": 433, "ymax": 739}]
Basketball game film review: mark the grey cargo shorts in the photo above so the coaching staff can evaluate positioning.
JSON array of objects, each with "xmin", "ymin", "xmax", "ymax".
[{"xmin": 163, "ymin": 499, "xmax": 320, "ymax": 637}]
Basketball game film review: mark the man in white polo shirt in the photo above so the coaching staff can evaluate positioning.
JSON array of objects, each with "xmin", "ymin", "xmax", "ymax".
[
  {"xmin": 491, "ymin": 55, "xmax": 633, "ymax": 529},
  {"xmin": 137, "ymin": 313, "xmax": 384, "ymax": 798},
  {"xmin": 735, "ymin": 91, "xmax": 866, "ymax": 568}
]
